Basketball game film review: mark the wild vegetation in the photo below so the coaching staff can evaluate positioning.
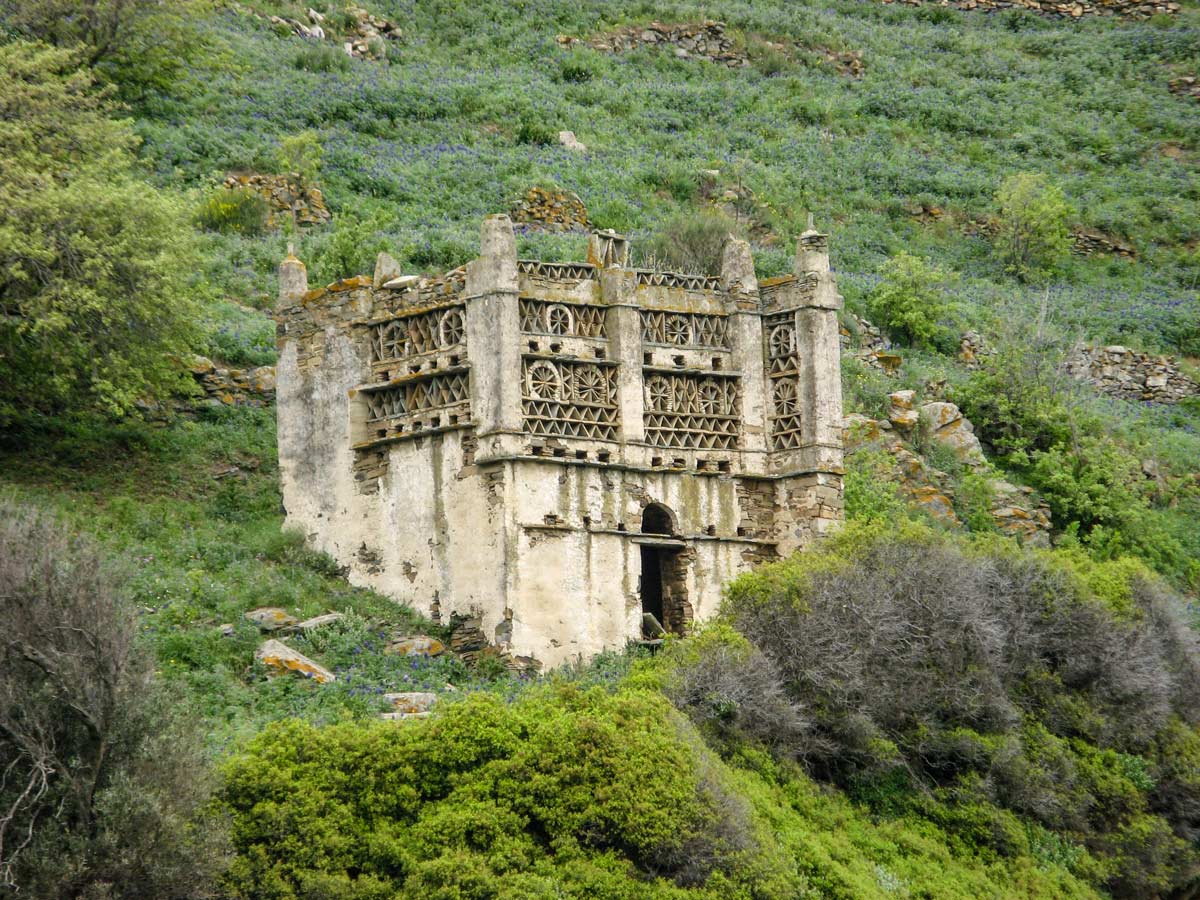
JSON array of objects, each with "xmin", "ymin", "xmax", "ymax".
[{"xmin": 1, "ymin": 0, "xmax": 1198, "ymax": 895}]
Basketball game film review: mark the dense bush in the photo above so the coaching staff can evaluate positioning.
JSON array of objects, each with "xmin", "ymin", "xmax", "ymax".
[
  {"xmin": 0, "ymin": 42, "xmax": 203, "ymax": 421},
  {"xmin": 715, "ymin": 521, "xmax": 1200, "ymax": 898},
  {"xmin": 0, "ymin": 499, "xmax": 226, "ymax": 897},
  {"xmin": 866, "ymin": 252, "xmax": 957, "ymax": 350},
  {"xmin": 993, "ymin": 173, "xmax": 1072, "ymax": 282},
  {"xmin": 221, "ymin": 686, "xmax": 778, "ymax": 899}
]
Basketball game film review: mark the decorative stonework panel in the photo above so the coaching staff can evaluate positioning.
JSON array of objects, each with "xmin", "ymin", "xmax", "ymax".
[
  {"xmin": 370, "ymin": 305, "xmax": 466, "ymax": 363},
  {"xmin": 363, "ymin": 371, "xmax": 471, "ymax": 433},
  {"xmin": 521, "ymin": 359, "xmax": 618, "ymax": 441},
  {"xmin": 640, "ymin": 311, "xmax": 730, "ymax": 349},
  {"xmin": 634, "ymin": 270, "xmax": 723, "ymax": 291},
  {"xmin": 643, "ymin": 373, "xmax": 740, "ymax": 449},
  {"xmin": 764, "ymin": 312, "xmax": 802, "ymax": 450},
  {"xmin": 517, "ymin": 260, "xmax": 596, "ymax": 283},
  {"xmin": 519, "ymin": 299, "xmax": 607, "ymax": 338}
]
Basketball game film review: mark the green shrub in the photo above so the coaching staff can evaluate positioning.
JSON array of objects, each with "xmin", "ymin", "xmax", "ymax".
[
  {"xmin": 516, "ymin": 120, "xmax": 557, "ymax": 145},
  {"xmin": 866, "ymin": 252, "xmax": 957, "ymax": 350},
  {"xmin": 197, "ymin": 186, "xmax": 271, "ymax": 235},
  {"xmin": 293, "ymin": 42, "xmax": 352, "ymax": 73},
  {"xmin": 639, "ymin": 210, "xmax": 741, "ymax": 276},
  {"xmin": 993, "ymin": 173, "xmax": 1072, "ymax": 282}
]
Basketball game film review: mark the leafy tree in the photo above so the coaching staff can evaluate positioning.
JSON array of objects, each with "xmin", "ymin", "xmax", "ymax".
[
  {"xmin": 994, "ymin": 173, "xmax": 1072, "ymax": 282},
  {"xmin": 866, "ymin": 251, "xmax": 956, "ymax": 350},
  {"xmin": 0, "ymin": 0, "xmax": 211, "ymax": 102},
  {"xmin": 0, "ymin": 42, "xmax": 203, "ymax": 421},
  {"xmin": 0, "ymin": 498, "xmax": 226, "ymax": 897}
]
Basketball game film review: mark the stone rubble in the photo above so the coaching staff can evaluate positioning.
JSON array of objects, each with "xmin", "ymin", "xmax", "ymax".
[
  {"xmin": 245, "ymin": 607, "xmax": 300, "ymax": 632},
  {"xmin": 510, "ymin": 187, "xmax": 590, "ymax": 232},
  {"xmin": 223, "ymin": 173, "xmax": 331, "ymax": 228},
  {"xmin": 840, "ymin": 313, "xmax": 903, "ymax": 375},
  {"xmin": 881, "ymin": 0, "xmax": 1178, "ymax": 19}
]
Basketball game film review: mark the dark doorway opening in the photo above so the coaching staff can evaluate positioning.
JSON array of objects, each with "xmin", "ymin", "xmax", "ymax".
[{"xmin": 640, "ymin": 546, "xmax": 664, "ymax": 629}]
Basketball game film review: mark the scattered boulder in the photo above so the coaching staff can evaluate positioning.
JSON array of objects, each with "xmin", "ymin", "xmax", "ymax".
[
  {"xmin": 297, "ymin": 613, "xmax": 344, "ymax": 631},
  {"xmin": 381, "ymin": 692, "xmax": 437, "ymax": 719},
  {"xmin": 557, "ymin": 130, "xmax": 587, "ymax": 153},
  {"xmin": 255, "ymin": 639, "xmax": 336, "ymax": 683},
  {"xmin": 1169, "ymin": 74, "xmax": 1199, "ymax": 103},
  {"xmin": 245, "ymin": 607, "xmax": 299, "ymax": 632},
  {"xmin": 386, "ymin": 635, "xmax": 446, "ymax": 657}
]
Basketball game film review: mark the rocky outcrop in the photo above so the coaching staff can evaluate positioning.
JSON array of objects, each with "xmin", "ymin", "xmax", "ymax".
[
  {"xmin": 1071, "ymin": 228, "xmax": 1136, "ymax": 259},
  {"xmin": 223, "ymin": 173, "xmax": 331, "ymax": 228},
  {"xmin": 845, "ymin": 402, "xmax": 1052, "ymax": 543},
  {"xmin": 1064, "ymin": 345, "xmax": 1199, "ymax": 404},
  {"xmin": 190, "ymin": 357, "xmax": 276, "ymax": 407},
  {"xmin": 880, "ymin": 0, "xmax": 1178, "ymax": 18},
  {"xmin": 511, "ymin": 187, "xmax": 590, "ymax": 232}
]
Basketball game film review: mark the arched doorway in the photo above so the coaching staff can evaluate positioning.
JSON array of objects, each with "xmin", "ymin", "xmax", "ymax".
[{"xmin": 638, "ymin": 504, "xmax": 691, "ymax": 637}]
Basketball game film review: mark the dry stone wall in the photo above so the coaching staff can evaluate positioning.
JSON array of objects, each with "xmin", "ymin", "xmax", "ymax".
[
  {"xmin": 881, "ymin": 0, "xmax": 1178, "ymax": 18},
  {"xmin": 1064, "ymin": 345, "xmax": 1199, "ymax": 403},
  {"xmin": 558, "ymin": 21, "xmax": 863, "ymax": 77},
  {"xmin": 190, "ymin": 356, "xmax": 276, "ymax": 407},
  {"xmin": 510, "ymin": 187, "xmax": 590, "ymax": 232},
  {"xmin": 223, "ymin": 173, "xmax": 331, "ymax": 228}
]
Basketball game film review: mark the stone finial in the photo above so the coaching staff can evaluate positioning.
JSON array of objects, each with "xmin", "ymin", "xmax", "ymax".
[
  {"xmin": 587, "ymin": 229, "xmax": 630, "ymax": 268},
  {"xmin": 796, "ymin": 217, "xmax": 830, "ymax": 276},
  {"xmin": 373, "ymin": 251, "xmax": 402, "ymax": 290},
  {"xmin": 278, "ymin": 247, "xmax": 308, "ymax": 308},
  {"xmin": 720, "ymin": 237, "xmax": 757, "ymax": 295},
  {"xmin": 466, "ymin": 214, "xmax": 518, "ymax": 295}
]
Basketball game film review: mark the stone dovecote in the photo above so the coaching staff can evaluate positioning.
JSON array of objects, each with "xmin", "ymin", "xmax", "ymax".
[{"xmin": 275, "ymin": 214, "xmax": 844, "ymax": 667}]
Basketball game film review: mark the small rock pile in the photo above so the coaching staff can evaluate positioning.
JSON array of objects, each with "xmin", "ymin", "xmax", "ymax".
[
  {"xmin": 190, "ymin": 356, "xmax": 276, "ymax": 408},
  {"xmin": 511, "ymin": 187, "xmax": 590, "ymax": 232},
  {"xmin": 223, "ymin": 173, "xmax": 331, "ymax": 228},
  {"xmin": 958, "ymin": 331, "xmax": 991, "ymax": 369},
  {"xmin": 1168, "ymin": 74, "xmax": 1199, "ymax": 103},
  {"xmin": 880, "ymin": 0, "xmax": 1178, "ymax": 19},
  {"xmin": 558, "ymin": 21, "xmax": 748, "ymax": 67},
  {"xmin": 1064, "ymin": 345, "xmax": 1199, "ymax": 404},
  {"xmin": 265, "ymin": 5, "xmax": 402, "ymax": 60}
]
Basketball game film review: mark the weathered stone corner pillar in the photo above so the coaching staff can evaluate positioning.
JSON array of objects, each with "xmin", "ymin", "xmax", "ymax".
[
  {"xmin": 794, "ymin": 223, "xmax": 844, "ymax": 468},
  {"xmin": 596, "ymin": 230, "xmax": 643, "ymax": 447},
  {"xmin": 466, "ymin": 215, "xmax": 522, "ymax": 457},
  {"xmin": 722, "ymin": 238, "xmax": 767, "ymax": 457},
  {"xmin": 277, "ymin": 243, "xmax": 308, "ymax": 311},
  {"xmin": 775, "ymin": 222, "xmax": 845, "ymax": 554}
]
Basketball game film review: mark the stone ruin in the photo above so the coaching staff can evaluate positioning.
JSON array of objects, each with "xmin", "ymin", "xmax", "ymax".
[{"xmin": 274, "ymin": 215, "xmax": 845, "ymax": 667}]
